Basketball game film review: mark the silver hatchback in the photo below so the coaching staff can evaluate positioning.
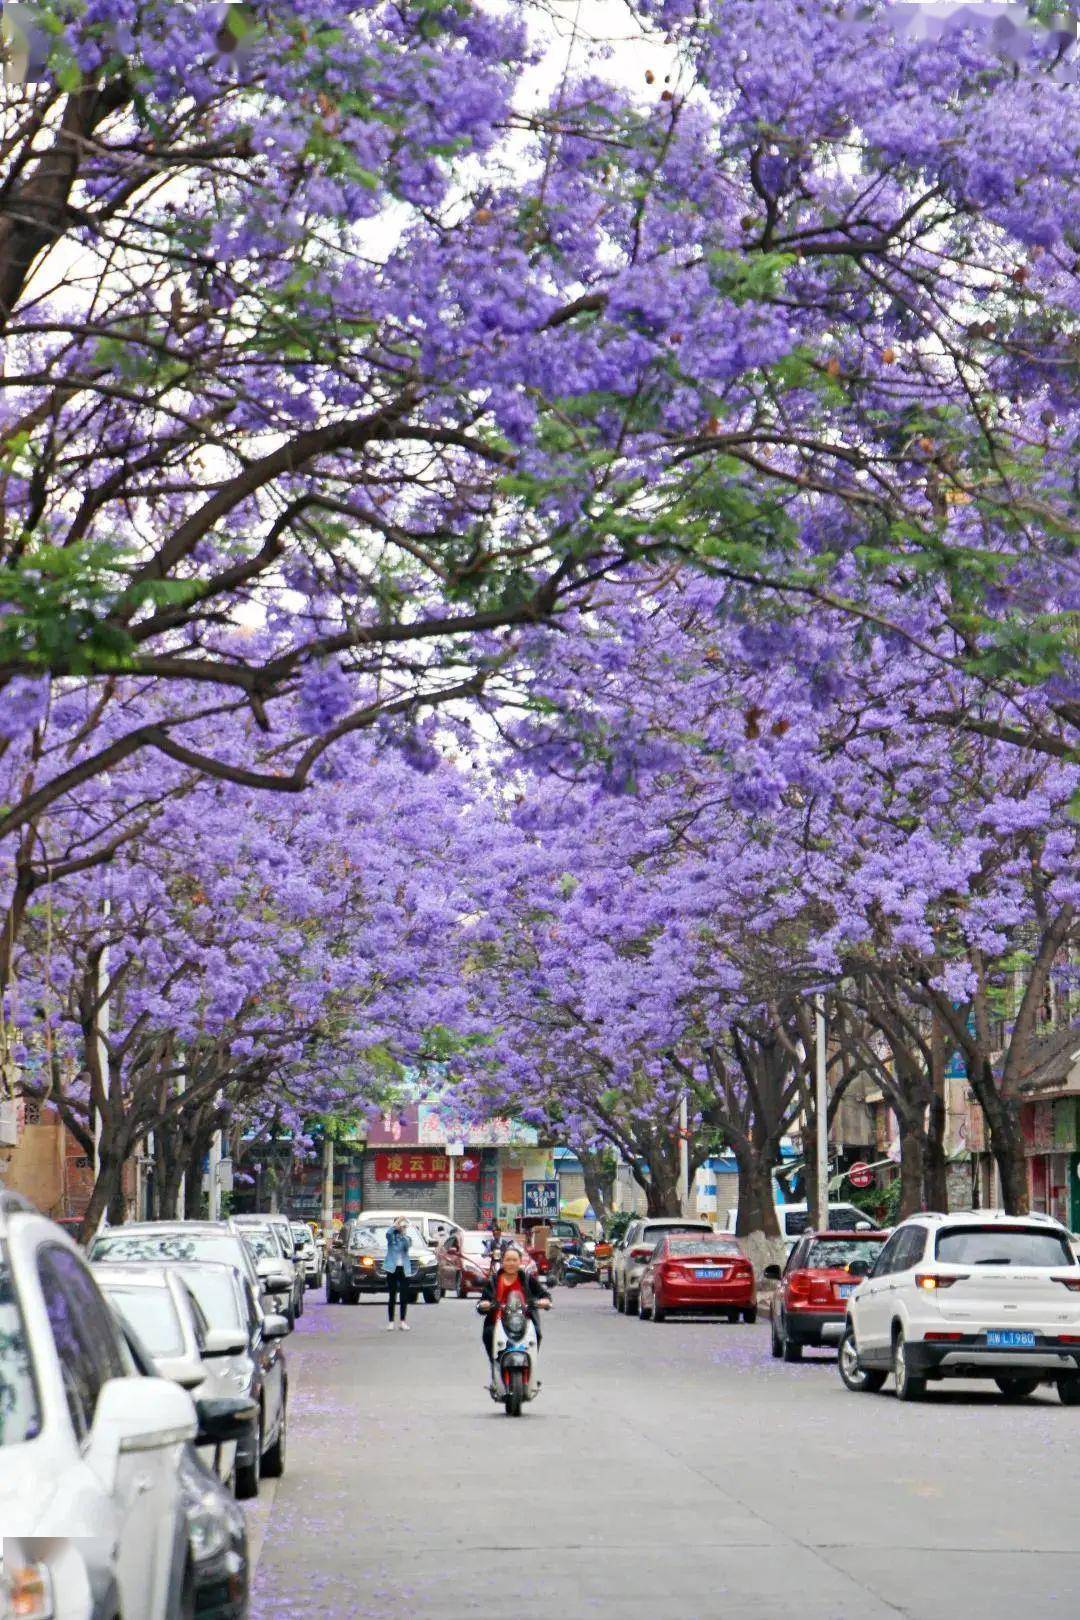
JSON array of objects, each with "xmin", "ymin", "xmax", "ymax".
[{"xmin": 611, "ymin": 1218, "xmax": 716, "ymax": 1315}]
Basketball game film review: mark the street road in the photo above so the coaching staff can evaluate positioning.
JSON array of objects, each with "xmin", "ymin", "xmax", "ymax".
[{"xmin": 247, "ymin": 1288, "xmax": 1077, "ymax": 1620}]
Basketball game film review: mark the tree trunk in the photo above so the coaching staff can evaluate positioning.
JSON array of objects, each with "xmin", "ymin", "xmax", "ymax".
[
  {"xmin": 898, "ymin": 1120, "xmax": 924, "ymax": 1219},
  {"xmin": 972, "ymin": 1062, "xmax": 1029, "ymax": 1214},
  {"xmin": 79, "ymin": 1149, "xmax": 125, "ymax": 1243},
  {"xmin": 923, "ymin": 1096, "xmax": 949, "ymax": 1213},
  {"xmin": 644, "ymin": 1168, "xmax": 682, "ymax": 1216},
  {"xmin": 732, "ymin": 1143, "xmax": 781, "ymax": 1238}
]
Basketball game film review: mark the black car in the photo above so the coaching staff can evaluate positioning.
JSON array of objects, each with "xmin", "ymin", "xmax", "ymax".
[
  {"xmin": 326, "ymin": 1219, "xmax": 441, "ymax": 1305},
  {"xmin": 117, "ymin": 1318, "xmax": 252, "ymax": 1620}
]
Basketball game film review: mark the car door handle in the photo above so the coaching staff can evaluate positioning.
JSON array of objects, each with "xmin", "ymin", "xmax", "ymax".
[{"xmin": 134, "ymin": 1472, "xmax": 155, "ymax": 1497}]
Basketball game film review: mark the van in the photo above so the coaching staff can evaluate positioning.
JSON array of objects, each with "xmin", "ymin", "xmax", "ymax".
[{"xmin": 724, "ymin": 1203, "xmax": 879, "ymax": 1246}]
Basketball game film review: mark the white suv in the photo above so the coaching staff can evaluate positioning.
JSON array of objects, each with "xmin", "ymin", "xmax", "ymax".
[
  {"xmin": 0, "ymin": 1191, "xmax": 199, "ymax": 1618},
  {"xmin": 839, "ymin": 1209, "xmax": 1080, "ymax": 1403}
]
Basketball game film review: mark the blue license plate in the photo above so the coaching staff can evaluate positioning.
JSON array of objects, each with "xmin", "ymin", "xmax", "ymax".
[
  {"xmin": 696, "ymin": 1267, "xmax": 727, "ymax": 1278},
  {"xmin": 838, "ymin": 1284, "xmax": 856, "ymax": 1298},
  {"xmin": 986, "ymin": 1329, "xmax": 1036, "ymax": 1349}
]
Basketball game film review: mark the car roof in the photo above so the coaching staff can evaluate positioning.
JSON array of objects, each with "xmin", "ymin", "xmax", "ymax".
[
  {"xmin": 899, "ymin": 1209, "xmax": 1070, "ymax": 1232},
  {"xmin": 94, "ymin": 1220, "xmax": 233, "ymax": 1234},
  {"xmin": 800, "ymin": 1229, "xmax": 888, "ymax": 1241},
  {"xmin": 640, "ymin": 1218, "xmax": 713, "ymax": 1228},
  {"xmin": 91, "ymin": 1263, "xmax": 175, "ymax": 1286}
]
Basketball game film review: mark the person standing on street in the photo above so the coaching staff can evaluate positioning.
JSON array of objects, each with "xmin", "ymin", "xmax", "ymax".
[{"xmin": 384, "ymin": 1217, "xmax": 415, "ymax": 1331}]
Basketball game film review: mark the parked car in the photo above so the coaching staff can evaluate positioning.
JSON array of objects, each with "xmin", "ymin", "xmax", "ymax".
[
  {"xmin": 93, "ymin": 1263, "xmax": 251, "ymax": 1487},
  {"xmin": 169, "ymin": 1259, "xmax": 291, "ymax": 1500},
  {"xmin": 226, "ymin": 1221, "xmax": 298, "ymax": 1326},
  {"xmin": 611, "ymin": 1218, "xmax": 715, "ymax": 1315},
  {"xmin": 839, "ymin": 1209, "xmax": 1080, "ymax": 1402},
  {"xmin": 290, "ymin": 1220, "xmax": 323, "ymax": 1287},
  {"xmin": 637, "ymin": 1233, "xmax": 757, "ymax": 1323},
  {"xmin": 0, "ymin": 1190, "xmax": 199, "ymax": 1618},
  {"xmin": 326, "ymin": 1219, "xmax": 441, "ymax": 1304},
  {"xmin": 87, "ymin": 1219, "xmax": 276, "ymax": 1315},
  {"xmin": 770, "ymin": 1229, "xmax": 889, "ymax": 1361},
  {"xmin": 358, "ymin": 1208, "xmax": 462, "ymax": 1248},
  {"xmin": 231, "ymin": 1216, "xmax": 305, "ymax": 1322},
  {"xmin": 117, "ymin": 1314, "xmax": 251, "ymax": 1620}
]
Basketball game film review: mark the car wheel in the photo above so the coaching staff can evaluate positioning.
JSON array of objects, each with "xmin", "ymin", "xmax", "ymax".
[
  {"xmin": 770, "ymin": 1315, "xmax": 783, "ymax": 1359},
  {"xmin": 457, "ymin": 1274, "xmax": 470, "ymax": 1299},
  {"xmin": 781, "ymin": 1318, "xmax": 802, "ymax": 1363},
  {"xmin": 724, "ymin": 1309, "xmax": 739, "ymax": 1324},
  {"xmin": 344, "ymin": 1288, "xmax": 360, "ymax": 1305},
  {"xmin": 235, "ymin": 1418, "xmax": 262, "ymax": 1500},
  {"xmin": 284, "ymin": 1303, "xmax": 296, "ymax": 1329},
  {"xmin": 995, "ymin": 1376, "xmax": 1039, "ymax": 1402},
  {"xmin": 612, "ymin": 1281, "xmax": 623, "ymax": 1311},
  {"xmin": 1057, "ymin": 1377, "xmax": 1080, "ymax": 1406},
  {"xmin": 326, "ymin": 1277, "xmax": 340, "ymax": 1304},
  {"xmin": 892, "ymin": 1329, "xmax": 926, "ymax": 1401},
  {"xmin": 742, "ymin": 1307, "xmax": 757, "ymax": 1324},
  {"xmin": 424, "ymin": 1287, "xmax": 441, "ymax": 1304},
  {"xmin": 838, "ymin": 1326, "xmax": 887, "ymax": 1393},
  {"xmin": 626, "ymin": 1291, "xmax": 638, "ymax": 1317},
  {"xmin": 262, "ymin": 1398, "xmax": 287, "ymax": 1478},
  {"xmin": 296, "ymin": 1295, "xmax": 304, "ymax": 1320},
  {"xmin": 615, "ymin": 1283, "xmax": 626, "ymax": 1314},
  {"xmin": 651, "ymin": 1293, "xmax": 666, "ymax": 1324}
]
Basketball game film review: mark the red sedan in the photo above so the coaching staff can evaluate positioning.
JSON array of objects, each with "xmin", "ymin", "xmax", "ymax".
[
  {"xmin": 770, "ymin": 1229, "xmax": 888, "ymax": 1361},
  {"xmin": 637, "ymin": 1234, "xmax": 757, "ymax": 1323}
]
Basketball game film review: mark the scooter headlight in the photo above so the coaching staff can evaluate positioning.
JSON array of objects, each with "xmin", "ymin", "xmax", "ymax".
[{"xmin": 503, "ymin": 1305, "xmax": 528, "ymax": 1341}]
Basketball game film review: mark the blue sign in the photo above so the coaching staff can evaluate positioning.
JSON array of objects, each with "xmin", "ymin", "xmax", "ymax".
[{"xmin": 523, "ymin": 1179, "xmax": 559, "ymax": 1219}]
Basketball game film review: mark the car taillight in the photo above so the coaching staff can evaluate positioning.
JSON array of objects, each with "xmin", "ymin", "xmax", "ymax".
[
  {"xmin": 786, "ymin": 1272, "xmax": 812, "ymax": 1303},
  {"xmin": 915, "ymin": 1273, "xmax": 967, "ymax": 1290},
  {"xmin": 1054, "ymin": 1276, "xmax": 1080, "ymax": 1292},
  {"xmin": 924, "ymin": 1331, "xmax": 964, "ymax": 1342},
  {"xmin": 631, "ymin": 1246, "xmax": 654, "ymax": 1260},
  {"xmin": 1057, "ymin": 1334, "xmax": 1080, "ymax": 1344}
]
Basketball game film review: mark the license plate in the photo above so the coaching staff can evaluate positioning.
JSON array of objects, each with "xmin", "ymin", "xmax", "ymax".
[
  {"xmin": 838, "ymin": 1284, "xmax": 856, "ymax": 1298},
  {"xmin": 986, "ymin": 1329, "xmax": 1036, "ymax": 1349},
  {"xmin": 696, "ymin": 1267, "xmax": 727, "ymax": 1278}
]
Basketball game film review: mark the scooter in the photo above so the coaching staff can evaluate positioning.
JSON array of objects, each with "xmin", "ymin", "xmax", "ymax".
[
  {"xmin": 563, "ymin": 1247, "xmax": 598, "ymax": 1287},
  {"xmin": 489, "ymin": 1300, "xmax": 544, "ymax": 1416}
]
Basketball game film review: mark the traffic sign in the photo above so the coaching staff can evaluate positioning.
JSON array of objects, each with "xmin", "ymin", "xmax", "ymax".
[{"xmin": 848, "ymin": 1161, "xmax": 873, "ymax": 1189}]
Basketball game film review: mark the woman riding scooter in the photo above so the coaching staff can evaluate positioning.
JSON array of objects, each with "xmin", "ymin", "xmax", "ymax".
[{"xmin": 477, "ymin": 1243, "xmax": 551, "ymax": 1395}]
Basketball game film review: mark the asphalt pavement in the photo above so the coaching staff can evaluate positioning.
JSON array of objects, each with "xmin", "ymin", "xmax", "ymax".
[{"xmin": 247, "ymin": 1285, "xmax": 1079, "ymax": 1620}]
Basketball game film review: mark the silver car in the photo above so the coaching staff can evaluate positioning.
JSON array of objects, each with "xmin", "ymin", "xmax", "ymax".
[
  {"xmin": 611, "ymin": 1218, "xmax": 715, "ymax": 1315},
  {"xmin": 231, "ymin": 1215, "xmax": 305, "ymax": 1321}
]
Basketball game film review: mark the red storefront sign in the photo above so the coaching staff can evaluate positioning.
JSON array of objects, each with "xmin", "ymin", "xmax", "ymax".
[{"xmin": 374, "ymin": 1151, "xmax": 479, "ymax": 1184}]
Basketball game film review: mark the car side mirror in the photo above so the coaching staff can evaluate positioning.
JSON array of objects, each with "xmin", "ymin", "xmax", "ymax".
[
  {"xmin": 154, "ymin": 1356, "xmax": 206, "ymax": 1392},
  {"xmin": 203, "ymin": 1327, "xmax": 248, "ymax": 1358},
  {"xmin": 196, "ymin": 1394, "xmax": 257, "ymax": 1446},
  {"xmin": 87, "ymin": 1377, "xmax": 196, "ymax": 1493},
  {"xmin": 263, "ymin": 1313, "xmax": 290, "ymax": 1340},
  {"xmin": 763, "ymin": 1264, "xmax": 782, "ymax": 1282}
]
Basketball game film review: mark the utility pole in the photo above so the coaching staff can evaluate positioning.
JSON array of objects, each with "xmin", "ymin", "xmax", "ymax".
[
  {"xmin": 814, "ymin": 994, "xmax": 829, "ymax": 1231},
  {"xmin": 321, "ymin": 1135, "xmax": 335, "ymax": 1234},
  {"xmin": 92, "ymin": 895, "xmax": 111, "ymax": 1230},
  {"xmin": 207, "ymin": 1127, "xmax": 222, "ymax": 1222},
  {"xmin": 678, "ymin": 1095, "xmax": 690, "ymax": 1213}
]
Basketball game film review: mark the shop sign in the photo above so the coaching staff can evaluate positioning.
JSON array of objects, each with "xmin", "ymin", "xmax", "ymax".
[
  {"xmin": 374, "ymin": 1150, "xmax": 480, "ymax": 1184},
  {"xmin": 523, "ymin": 1179, "xmax": 559, "ymax": 1219}
]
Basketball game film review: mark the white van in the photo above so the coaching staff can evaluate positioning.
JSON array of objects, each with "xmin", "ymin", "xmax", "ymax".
[
  {"xmin": 359, "ymin": 1208, "xmax": 464, "ymax": 1248},
  {"xmin": 725, "ymin": 1202, "xmax": 879, "ymax": 1248}
]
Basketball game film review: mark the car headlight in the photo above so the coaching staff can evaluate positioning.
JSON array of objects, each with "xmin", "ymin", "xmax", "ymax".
[
  {"xmin": 0, "ymin": 1561, "xmax": 54, "ymax": 1620},
  {"xmin": 228, "ymin": 1358, "xmax": 254, "ymax": 1393},
  {"xmin": 188, "ymin": 1501, "xmax": 229, "ymax": 1565}
]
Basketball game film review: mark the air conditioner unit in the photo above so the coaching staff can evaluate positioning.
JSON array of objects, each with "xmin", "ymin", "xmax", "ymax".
[{"xmin": 0, "ymin": 1100, "xmax": 18, "ymax": 1147}]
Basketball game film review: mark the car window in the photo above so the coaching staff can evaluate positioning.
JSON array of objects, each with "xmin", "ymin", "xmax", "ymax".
[
  {"xmin": 241, "ymin": 1227, "xmax": 279, "ymax": 1262},
  {"xmin": 893, "ymin": 1227, "xmax": 927, "ymax": 1272},
  {"xmin": 936, "ymin": 1226, "xmax": 1074, "ymax": 1267},
  {"xmin": 784, "ymin": 1240, "xmax": 808, "ymax": 1275},
  {"xmin": 0, "ymin": 1245, "xmax": 41, "ymax": 1446},
  {"xmin": 90, "ymin": 1230, "xmax": 244, "ymax": 1271},
  {"xmin": 101, "ymin": 1286, "xmax": 185, "ymax": 1358},
  {"xmin": 37, "ymin": 1244, "xmax": 126, "ymax": 1443},
  {"xmin": 175, "ymin": 1265, "xmax": 245, "ymax": 1331},
  {"xmin": 783, "ymin": 1209, "xmax": 810, "ymax": 1237},
  {"xmin": 804, "ymin": 1238, "xmax": 885, "ymax": 1270},
  {"xmin": 664, "ymin": 1236, "xmax": 743, "ymax": 1257},
  {"xmin": 868, "ymin": 1229, "xmax": 906, "ymax": 1278}
]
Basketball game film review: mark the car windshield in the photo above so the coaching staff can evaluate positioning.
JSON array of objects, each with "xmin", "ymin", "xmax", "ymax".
[
  {"xmin": 461, "ymin": 1233, "xmax": 490, "ymax": 1256},
  {"xmin": 644, "ymin": 1226, "xmax": 710, "ymax": 1243},
  {"xmin": 363, "ymin": 1223, "xmax": 424, "ymax": 1249},
  {"xmin": 0, "ymin": 1247, "xmax": 40, "ymax": 1447},
  {"xmin": 804, "ymin": 1238, "xmax": 884, "ymax": 1269},
  {"xmin": 291, "ymin": 1226, "xmax": 312, "ymax": 1247},
  {"xmin": 664, "ymin": 1237, "xmax": 742, "ymax": 1257},
  {"xmin": 174, "ymin": 1265, "xmax": 244, "ymax": 1331},
  {"xmin": 241, "ymin": 1227, "xmax": 280, "ymax": 1261},
  {"xmin": 102, "ymin": 1286, "xmax": 185, "ymax": 1357},
  {"xmin": 90, "ymin": 1231, "xmax": 243, "ymax": 1268},
  {"xmin": 936, "ymin": 1227, "xmax": 1074, "ymax": 1267}
]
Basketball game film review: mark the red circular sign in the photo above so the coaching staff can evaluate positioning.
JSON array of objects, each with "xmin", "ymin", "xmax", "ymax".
[{"xmin": 848, "ymin": 1162, "xmax": 873, "ymax": 1189}]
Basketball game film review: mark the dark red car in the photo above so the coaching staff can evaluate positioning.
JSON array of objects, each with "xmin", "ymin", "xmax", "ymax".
[
  {"xmin": 637, "ymin": 1233, "xmax": 757, "ymax": 1323},
  {"xmin": 770, "ymin": 1229, "xmax": 889, "ymax": 1361}
]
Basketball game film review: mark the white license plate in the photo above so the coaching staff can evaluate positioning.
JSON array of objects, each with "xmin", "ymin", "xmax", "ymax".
[{"xmin": 696, "ymin": 1267, "xmax": 727, "ymax": 1278}]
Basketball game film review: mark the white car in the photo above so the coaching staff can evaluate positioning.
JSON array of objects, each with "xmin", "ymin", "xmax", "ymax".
[
  {"xmin": 839, "ymin": 1209, "xmax": 1080, "ymax": 1403},
  {"xmin": 92, "ymin": 1264, "xmax": 251, "ymax": 1488},
  {"xmin": 0, "ymin": 1190, "xmax": 198, "ymax": 1619},
  {"xmin": 724, "ymin": 1202, "xmax": 879, "ymax": 1252}
]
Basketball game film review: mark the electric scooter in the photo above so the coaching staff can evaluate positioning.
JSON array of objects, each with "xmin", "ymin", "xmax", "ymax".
[{"xmin": 489, "ymin": 1299, "xmax": 546, "ymax": 1416}]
